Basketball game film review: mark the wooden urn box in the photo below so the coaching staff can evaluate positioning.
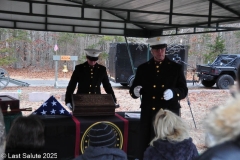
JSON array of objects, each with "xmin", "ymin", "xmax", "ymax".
[
  {"xmin": 0, "ymin": 95, "xmax": 20, "ymax": 114},
  {"xmin": 72, "ymin": 94, "xmax": 115, "ymax": 116}
]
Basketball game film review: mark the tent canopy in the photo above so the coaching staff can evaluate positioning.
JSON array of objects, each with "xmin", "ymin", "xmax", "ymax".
[{"xmin": 0, "ymin": 0, "xmax": 240, "ymax": 37}]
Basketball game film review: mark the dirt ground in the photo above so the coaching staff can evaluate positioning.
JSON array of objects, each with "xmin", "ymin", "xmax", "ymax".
[{"xmin": 0, "ymin": 68, "xmax": 233, "ymax": 153}]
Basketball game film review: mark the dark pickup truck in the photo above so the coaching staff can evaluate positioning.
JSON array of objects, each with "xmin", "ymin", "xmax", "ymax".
[{"xmin": 197, "ymin": 54, "xmax": 240, "ymax": 89}]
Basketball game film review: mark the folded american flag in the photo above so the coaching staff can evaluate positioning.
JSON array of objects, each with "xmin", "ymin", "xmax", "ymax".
[{"xmin": 32, "ymin": 96, "xmax": 71, "ymax": 116}]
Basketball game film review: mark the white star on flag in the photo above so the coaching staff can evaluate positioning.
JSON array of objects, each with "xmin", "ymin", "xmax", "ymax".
[
  {"xmin": 60, "ymin": 108, "xmax": 65, "ymax": 114},
  {"xmin": 41, "ymin": 110, "xmax": 47, "ymax": 115},
  {"xmin": 42, "ymin": 102, "xmax": 47, "ymax": 107},
  {"xmin": 51, "ymin": 100, "xmax": 57, "ymax": 106},
  {"xmin": 50, "ymin": 109, "xmax": 56, "ymax": 114}
]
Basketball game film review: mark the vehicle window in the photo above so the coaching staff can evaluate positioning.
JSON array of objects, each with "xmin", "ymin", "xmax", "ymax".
[
  {"xmin": 212, "ymin": 55, "xmax": 237, "ymax": 66},
  {"xmin": 221, "ymin": 58, "xmax": 233, "ymax": 64}
]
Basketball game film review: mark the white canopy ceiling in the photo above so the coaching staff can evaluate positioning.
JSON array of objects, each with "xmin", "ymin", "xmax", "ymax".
[{"xmin": 0, "ymin": 0, "xmax": 240, "ymax": 37}]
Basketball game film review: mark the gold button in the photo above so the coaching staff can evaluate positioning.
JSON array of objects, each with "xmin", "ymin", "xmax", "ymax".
[
  {"xmin": 91, "ymin": 77, "xmax": 93, "ymax": 78},
  {"xmin": 98, "ymin": 67, "xmax": 99, "ymax": 68},
  {"xmin": 91, "ymin": 69, "xmax": 93, "ymax": 71},
  {"xmin": 157, "ymin": 70, "xmax": 159, "ymax": 72},
  {"xmin": 162, "ymin": 85, "xmax": 164, "ymax": 88},
  {"xmin": 160, "ymin": 62, "xmax": 162, "ymax": 64},
  {"xmin": 153, "ymin": 85, "xmax": 156, "ymax": 88},
  {"xmin": 156, "ymin": 66, "xmax": 159, "ymax": 68},
  {"xmin": 90, "ymin": 85, "xmax": 91, "ymax": 87},
  {"xmin": 91, "ymin": 73, "xmax": 93, "ymax": 74},
  {"xmin": 161, "ymin": 97, "xmax": 163, "ymax": 100},
  {"xmin": 95, "ymin": 92, "xmax": 96, "ymax": 94},
  {"xmin": 152, "ymin": 107, "xmax": 155, "ymax": 110},
  {"xmin": 177, "ymin": 94, "xmax": 180, "ymax": 97},
  {"xmin": 89, "ymin": 92, "xmax": 91, "ymax": 94},
  {"xmin": 95, "ymin": 86, "xmax": 97, "ymax": 87},
  {"xmin": 152, "ymin": 96, "xmax": 155, "ymax": 99}
]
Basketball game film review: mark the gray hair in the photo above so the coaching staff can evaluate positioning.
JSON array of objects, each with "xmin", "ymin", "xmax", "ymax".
[
  {"xmin": 205, "ymin": 93, "xmax": 240, "ymax": 145},
  {"xmin": 150, "ymin": 109, "xmax": 189, "ymax": 146}
]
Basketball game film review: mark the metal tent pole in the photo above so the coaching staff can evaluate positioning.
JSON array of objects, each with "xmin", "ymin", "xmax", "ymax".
[{"xmin": 124, "ymin": 36, "xmax": 136, "ymax": 75}]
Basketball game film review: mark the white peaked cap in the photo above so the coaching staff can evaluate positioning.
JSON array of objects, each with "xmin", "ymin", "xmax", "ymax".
[
  {"xmin": 146, "ymin": 37, "xmax": 168, "ymax": 46},
  {"xmin": 84, "ymin": 49, "xmax": 102, "ymax": 57}
]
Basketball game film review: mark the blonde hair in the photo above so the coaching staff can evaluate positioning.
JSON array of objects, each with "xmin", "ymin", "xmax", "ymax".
[
  {"xmin": 150, "ymin": 109, "xmax": 189, "ymax": 146},
  {"xmin": 205, "ymin": 93, "xmax": 240, "ymax": 145}
]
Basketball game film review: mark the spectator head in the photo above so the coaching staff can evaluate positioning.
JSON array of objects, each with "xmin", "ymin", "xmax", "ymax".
[
  {"xmin": 89, "ymin": 122, "xmax": 116, "ymax": 148},
  {"xmin": 6, "ymin": 115, "xmax": 44, "ymax": 150},
  {"xmin": 150, "ymin": 109, "xmax": 189, "ymax": 146},
  {"xmin": 204, "ymin": 93, "xmax": 240, "ymax": 145}
]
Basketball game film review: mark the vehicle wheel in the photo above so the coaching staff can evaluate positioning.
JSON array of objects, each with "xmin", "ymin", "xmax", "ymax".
[
  {"xmin": 127, "ymin": 75, "xmax": 135, "ymax": 87},
  {"xmin": 202, "ymin": 80, "xmax": 215, "ymax": 88},
  {"xmin": 216, "ymin": 74, "xmax": 234, "ymax": 89},
  {"xmin": 120, "ymin": 83, "xmax": 128, "ymax": 87}
]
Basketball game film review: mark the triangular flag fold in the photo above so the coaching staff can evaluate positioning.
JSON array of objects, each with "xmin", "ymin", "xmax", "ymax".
[{"xmin": 32, "ymin": 96, "xmax": 71, "ymax": 116}]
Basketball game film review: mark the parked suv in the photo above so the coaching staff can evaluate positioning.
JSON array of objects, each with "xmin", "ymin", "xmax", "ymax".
[{"xmin": 197, "ymin": 54, "xmax": 240, "ymax": 89}]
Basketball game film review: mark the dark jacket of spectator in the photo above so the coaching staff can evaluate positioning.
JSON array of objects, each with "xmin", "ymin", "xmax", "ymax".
[
  {"xmin": 195, "ymin": 140, "xmax": 240, "ymax": 160},
  {"xmin": 74, "ymin": 146, "xmax": 127, "ymax": 160},
  {"xmin": 144, "ymin": 138, "xmax": 198, "ymax": 160}
]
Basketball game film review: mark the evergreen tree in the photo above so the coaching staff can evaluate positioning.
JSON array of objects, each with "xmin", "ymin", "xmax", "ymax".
[{"xmin": 204, "ymin": 35, "xmax": 225, "ymax": 63}]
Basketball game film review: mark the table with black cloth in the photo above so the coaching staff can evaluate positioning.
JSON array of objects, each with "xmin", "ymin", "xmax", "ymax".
[{"xmin": 39, "ymin": 112, "xmax": 141, "ymax": 160}]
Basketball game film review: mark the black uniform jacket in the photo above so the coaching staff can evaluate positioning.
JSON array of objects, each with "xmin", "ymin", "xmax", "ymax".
[
  {"xmin": 129, "ymin": 57, "xmax": 188, "ymax": 110},
  {"xmin": 65, "ymin": 62, "xmax": 117, "ymax": 105}
]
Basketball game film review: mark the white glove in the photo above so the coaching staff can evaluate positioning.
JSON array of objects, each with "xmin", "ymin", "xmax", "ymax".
[
  {"xmin": 133, "ymin": 86, "xmax": 142, "ymax": 97},
  {"xmin": 163, "ymin": 89, "xmax": 173, "ymax": 100},
  {"xmin": 66, "ymin": 103, "xmax": 73, "ymax": 111}
]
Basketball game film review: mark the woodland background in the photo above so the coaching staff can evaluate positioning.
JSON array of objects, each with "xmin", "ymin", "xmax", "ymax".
[{"xmin": 1, "ymin": 24, "xmax": 240, "ymax": 71}]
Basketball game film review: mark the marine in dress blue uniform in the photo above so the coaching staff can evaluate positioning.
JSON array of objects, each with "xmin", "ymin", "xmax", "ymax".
[
  {"xmin": 129, "ymin": 37, "xmax": 188, "ymax": 159},
  {"xmin": 65, "ymin": 49, "xmax": 117, "ymax": 110}
]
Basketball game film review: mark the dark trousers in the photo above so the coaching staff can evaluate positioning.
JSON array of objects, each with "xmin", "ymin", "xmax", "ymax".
[{"xmin": 137, "ymin": 107, "xmax": 180, "ymax": 160}]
